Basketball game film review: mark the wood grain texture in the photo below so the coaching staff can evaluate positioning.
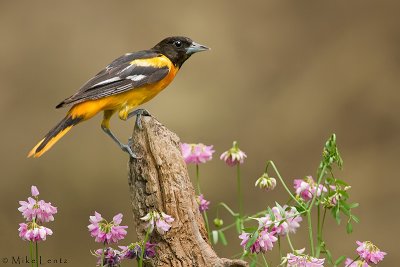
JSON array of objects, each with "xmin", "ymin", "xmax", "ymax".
[{"xmin": 128, "ymin": 116, "xmax": 247, "ymax": 267}]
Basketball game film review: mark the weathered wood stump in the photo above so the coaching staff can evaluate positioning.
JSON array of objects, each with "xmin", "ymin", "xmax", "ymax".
[{"xmin": 128, "ymin": 116, "xmax": 247, "ymax": 267}]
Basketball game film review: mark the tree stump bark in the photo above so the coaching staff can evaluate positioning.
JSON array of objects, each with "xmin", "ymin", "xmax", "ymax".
[{"xmin": 127, "ymin": 116, "xmax": 247, "ymax": 267}]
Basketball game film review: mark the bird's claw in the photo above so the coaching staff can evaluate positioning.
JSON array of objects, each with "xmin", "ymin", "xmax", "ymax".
[
  {"xmin": 127, "ymin": 137, "xmax": 133, "ymax": 147},
  {"xmin": 121, "ymin": 143, "xmax": 140, "ymax": 159},
  {"xmin": 128, "ymin": 109, "xmax": 151, "ymax": 130}
]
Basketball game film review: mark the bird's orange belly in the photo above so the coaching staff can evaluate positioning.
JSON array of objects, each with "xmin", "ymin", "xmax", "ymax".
[{"xmin": 69, "ymin": 65, "xmax": 178, "ymax": 120}]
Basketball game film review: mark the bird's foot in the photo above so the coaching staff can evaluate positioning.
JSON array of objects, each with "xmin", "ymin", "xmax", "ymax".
[
  {"xmin": 120, "ymin": 142, "xmax": 140, "ymax": 159},
  {"xmin": 128, "ymin": 108, "xmax": 151, "ymax": 130}
]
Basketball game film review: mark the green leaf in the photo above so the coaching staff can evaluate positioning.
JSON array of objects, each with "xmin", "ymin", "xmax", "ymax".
[
  {"xmin": 218, "ymin": 231, "xmax": 228, "ymax": 246},
  {"xmin": 212, "ymin": 230, "xmax": 218, "ymax": 244},
  {"xmin": 296, "ymin": 204, "xmax": 306, "ymax": 213},
  {"xmin": 346, "ymin": 221, "xmax": 353, "ymax": 234},
  {"xmin": 341, "ymin": 206, "xmax": 351, "ymax": 216},
  {"xmin": 334, "ymin": 255, "xmax": 347, "ymax": 266},
  {"xmin": 351, "ymin": 215, "xmax": 360, "ymax": 223},
  {"xmin": 235, "ymin": 217, "xmax": 242, "ymax": 233},
  {"xmin": 348, "ymin": 203, "xmax": 359, "ymax": 209},
  {"xmin": 326, "ymin": 177, "xmax": 335, "ymax": 184},
  {"xmin": 338, "ymin": 190, "xmax": 349, "ymax": 199},
  {"xmin": 332, "ymin": 205, "xmax": 341, "ymax": 224},
  {"xmin": 275, "ymin": 202, "xmax": 285, "ymax": 216},
  {"xmin": 250, "ymin": 259, "xmax": 257, "ymax": 267},
  {"xmin": 335, "ymin": 179, "xmax": 348, "ymax": 186},
  {"xmin": 325, "ymin": 249, "xmax": 333, "ymax": 264},
  {"xmin": 267, "ymin": 206, "xmax": 275, "ymax": 221},
  {"xmin": 242, "ymin": 227, "xmax": 258, "ymax": 233},
  {"xmin": 340, "ymin": 200, "xmax": 350, "ymax": 210}
]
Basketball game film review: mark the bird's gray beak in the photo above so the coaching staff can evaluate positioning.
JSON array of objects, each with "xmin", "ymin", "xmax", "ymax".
[{"xmin": 186, "ymin": 41, "xmax": 210, "ymax": 55}]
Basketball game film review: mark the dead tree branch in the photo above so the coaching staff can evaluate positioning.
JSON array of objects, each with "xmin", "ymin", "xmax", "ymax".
[{"xmin": 128, "ymin": 116, "xmax": 247, "ymax": 267}]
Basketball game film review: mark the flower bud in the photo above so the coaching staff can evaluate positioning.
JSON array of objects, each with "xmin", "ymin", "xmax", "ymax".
[
  {"xmin": 255, "ymin": 173, "xmax": 276, "ymax": 191},
  {"xmin": 213, "ymin": 218, "xmax": 224, "ymax": 228}
]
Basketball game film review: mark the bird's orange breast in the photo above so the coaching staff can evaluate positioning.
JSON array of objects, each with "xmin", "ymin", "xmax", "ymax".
[{"xmin": 69, "ymin": 56, "xmax": 179, "ymax": 120}]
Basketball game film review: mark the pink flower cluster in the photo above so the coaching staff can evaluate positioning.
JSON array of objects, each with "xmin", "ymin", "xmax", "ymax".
[
  {"xmin": 285, "ymin": 249, "xmax": 325, "ymax": 266},
  {"xmin": 141, "ymin": 211, "xmax": 174, "ymax": 235},
  {"xmin": 88, "ymin": 212, "xmax": 128, "ymax": 244},
  {"xmin": 239, "ymin": 204, "xmax": 302, "ymax": 254},
  {"xmin": 220, "ymin": 141, "xmax": 247, "ymax": 166},
  {"xmin": 181, "ymin": 143, "xmax": 215, "ymax": 164},
  {"xmin": 259, "ymin": 205, "xmax": 302, "ymax": 237},
  {"xmin": 119, "ymin": 242, "xmax": 156, "ymax": 260},
  {"xmin": 355, "ymin": 241, "xmax": 386, "ymax": 265},
  {"xmin": 18, "ymin": 222, "xmax": 53, "ymax": 242},
  {"xmin": 93, "ymin": 247, "xmax": 121, "ymax": 267},
  {"xmin": 17, "ymin": 186, "xmax": 57, "ymax": 242},
  {"xmin": 294, "ymin": 176, "xmax": 327, "ymax": 201},
  {"xmin": 197, "ymin": 194, "xmax": 210, "ymax": 212},
  {"xmin": 239, "ymin": 229, "xmax": 277, "ymax": 254},
  {"xmin": 18, "ymin": 197, "xmax": 57, "ymax": 223}
]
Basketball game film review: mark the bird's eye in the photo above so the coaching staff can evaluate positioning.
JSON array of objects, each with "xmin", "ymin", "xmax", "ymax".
[{"xmin": 174, "ymin": 40, "xmax": 182, "ymax": 48}]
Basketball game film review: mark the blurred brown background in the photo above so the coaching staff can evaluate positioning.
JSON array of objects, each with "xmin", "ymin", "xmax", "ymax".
[{"xmin": 0, "ymin": 1, "xmax": 398, "ymax": 266}]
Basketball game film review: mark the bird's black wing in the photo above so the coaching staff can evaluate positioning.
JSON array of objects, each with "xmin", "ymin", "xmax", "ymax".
[{"xmin": 56, "ymin": 50, "xmax": 169, "ymax": 108}]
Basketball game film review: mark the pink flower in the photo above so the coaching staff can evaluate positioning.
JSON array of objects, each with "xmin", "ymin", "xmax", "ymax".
[
  {"xmin": 344, "ymin": 258, "xmax": 370, "ymax": 267},
  {"xmin": 285, "ymin": 249, "xmax": 325, "ymax": 266},
  {"xmin": 141, "ymin": 211, "xmax": 174, "ymax": 235},
  {"xmin": 18, "ymin": 190, "xmax": 57, "ymax": 223},
  {"xmin": 220, "ymin": 141, "xmax": 247, "ymax": 166},
  {"xmin": 257, "ymin": 205, "xmax": 302, "ymax": 237},
  {"xmin": 294, "ymin": 176, "xmax": 327, "ymax": 201},
  {"xmin": 285, "ymin": 206, "xmax": 303, "ymax": 234},
  {"xmin": 356, "ymin": 241, "xmax": 386, "ymax": 265},
  {"xmin": 18, "ymin": 222, "xmax": 53, "ymax": 242},
  {"xmin": 181, "ymin": 143, "xmax": 215, "ymax": 164},
  {"xmin": 144, "ymin": 242, "xmax": 157, "ymax": 258},
  {"xmin": 93, "ymin": 247, "xmax": 121, "ymax": 267},
  {"xmin": 31, "ymin": 186, "xmax": 39, "ymax": 197},
  {"xmin": 88, "ymin": 212, "xmax": 128, "ymax": 244},
  {"xmin": 239, "ymin": 228, "xmax": 277, "ymax": 254},
  {"xmin": 197, "ymin": 194, "xmax": 210, "ymax": 212},
  {"xmin": 156, "ymin": 212, "xmax": 174, "ymax": 234}
]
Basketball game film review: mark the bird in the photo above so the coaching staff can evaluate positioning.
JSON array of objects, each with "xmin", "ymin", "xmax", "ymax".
[{"xmin": 28, "ymin": 36, "xmax": 209, "ymax": 158}]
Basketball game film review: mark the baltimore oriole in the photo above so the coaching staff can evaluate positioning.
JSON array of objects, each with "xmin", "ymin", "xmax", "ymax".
[{"xmin": 28, "ymin": 36, "xmax": 209, "ymax": 158}]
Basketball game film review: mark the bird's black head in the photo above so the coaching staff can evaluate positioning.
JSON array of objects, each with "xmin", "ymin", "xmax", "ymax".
[{"xmin": 152, "ymin": 36, "xmax": 209, "ymax": 68}]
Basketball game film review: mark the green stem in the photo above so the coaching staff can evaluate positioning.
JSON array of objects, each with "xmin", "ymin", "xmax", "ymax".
[
  {"xmin": 219, "ymin": 222, "xmax": 236, "ymax": 232},
  {"xmin": 345, "ymin": 255, "xmax": 360, "ymax": 267},
  {"xmin": 316, "ymin": 205, "xmax": 321, "ymax": 257},
  {"xmin": 261, "ymin": 254, "xmax": 269, "ymax": 267},
  {"xmin": 306, "ymin": 164, "xmax": 327, "ymax": 257},
  {"xmin": 316, "ymin": 208, "xmax": 327, "ymax": 258},
  {"xmin": 278, "ymin": 236, "xmax": 282, "ymax": 259},
  {"xmin": 218, "ymin": 202, "xmax": 239, "ymax": 217},
  {"xmin": 307, "ymin": 212, "xmax": 315, "ymax": 256},
  {"xmin": 203, "ymin": 211, "xmax": 211, "ymax": 242},
  {"xmin": 308, "ymin": 165, "xmax": 327, "ymax": 211},
  {"xmin": 101, "ymin": 244, "xmax": 105, "ymax": 267},
  {"xmin": 29, "ymin": 241, "xmax": 34, "ymax": 267},
  {"xmin": 139, "ymin": 227, "xmax": 151, "ymax": 267},
  {"xmin": 286, "ymin": 233, "xmax": 295, "ymax": 252},
  {"xmin": 196, "ymin": 164, "xmax": 201, "ymax": 195},
  {"xmin": 237, "ymin": 164, "xmax": 243, "ymax": 217},
  {"xmin": 35, "ymin": 242, "xmax": 39, "ymax": 267},
  {"xmin": 268, "ymin": 161, "xmax": 305, "ymax": 209},
  {"xmin": 320, "ymin": 208, "xmax": 327, "ymax": 237}
]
